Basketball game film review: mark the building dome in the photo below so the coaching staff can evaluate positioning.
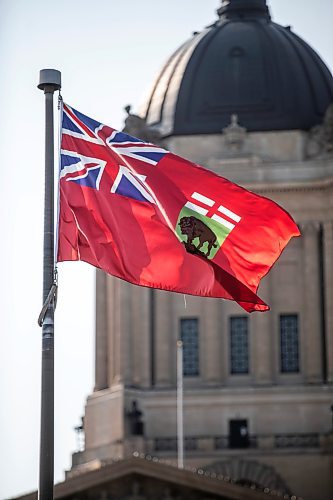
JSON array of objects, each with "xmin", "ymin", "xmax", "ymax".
[{"xmin": 141, "ymin": 0, "xmax": 333, "ymax": 136}]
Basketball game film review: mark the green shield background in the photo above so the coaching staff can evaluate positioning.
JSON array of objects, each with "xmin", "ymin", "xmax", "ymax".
[{"xmin": 175, "ymin": 206, "xmax": 232, "ymax": 259}]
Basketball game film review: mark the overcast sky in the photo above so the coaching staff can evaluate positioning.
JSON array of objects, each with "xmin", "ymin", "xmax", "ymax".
[{"xmin": 0, "ymin": 1, "xmax": 332, "ymax": 498}]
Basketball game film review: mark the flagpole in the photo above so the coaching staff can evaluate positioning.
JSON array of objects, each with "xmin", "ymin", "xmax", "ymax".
[
  {"xmin": 177, "ymin": 340, "xmax": 184, "ymax": 468},
  {"xmin": 38, "ymin": 69, "xmax": 61, "ymax": 500}
]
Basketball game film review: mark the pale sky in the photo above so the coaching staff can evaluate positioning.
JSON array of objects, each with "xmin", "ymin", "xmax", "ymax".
[{"xmin": 0, "ymin": 1, "xmax": 332, "ymax": 498}]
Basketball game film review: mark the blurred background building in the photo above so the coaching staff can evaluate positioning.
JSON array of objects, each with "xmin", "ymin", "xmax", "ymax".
[{"xmin": 65, "ymin": 1, "xmax": 333, "ymax": 499}]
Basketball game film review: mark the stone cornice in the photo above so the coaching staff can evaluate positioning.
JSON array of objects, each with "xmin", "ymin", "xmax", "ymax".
[{"xmin": 243, "ymin": 176, "xmax": 333, "ymax": 195}]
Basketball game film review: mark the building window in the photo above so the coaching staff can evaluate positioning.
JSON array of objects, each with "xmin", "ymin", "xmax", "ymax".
[
  {"xmin": 180, "ymin": 318, "xmax": 199, "ymax": 376},
  {"xmin": 280, "ymin": 314, "xmax": 299, "ymax": 373},
  {"xmin": 230, "ymin": 316, "xmax": 249, "ymax": 374}
]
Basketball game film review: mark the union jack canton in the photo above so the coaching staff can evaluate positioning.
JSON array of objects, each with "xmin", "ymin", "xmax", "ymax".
[{"xmin": 60, "ymin": 103, "xmax": 167, "ymax": 204}]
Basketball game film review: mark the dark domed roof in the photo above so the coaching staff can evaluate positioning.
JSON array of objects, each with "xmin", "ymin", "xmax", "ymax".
[{"xmin": 141, "ymin": 0, "xmax": 333, "ymax": 136}]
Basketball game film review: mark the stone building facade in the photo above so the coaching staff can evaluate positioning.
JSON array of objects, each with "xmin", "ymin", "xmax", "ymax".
[{"xmin": 71, "ymin": 1, "xmax": 333, "ymax": 499}]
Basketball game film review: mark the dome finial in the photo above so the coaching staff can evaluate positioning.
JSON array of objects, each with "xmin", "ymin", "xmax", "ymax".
[{"xmin": 217, "ymin": 0, "xmax": 271, "ymax": 21}]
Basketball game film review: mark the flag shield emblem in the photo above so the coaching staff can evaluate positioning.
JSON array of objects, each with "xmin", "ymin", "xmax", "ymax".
[
  {"xmin": 176, "ymin": 191, "xmax": 242, "ymax": 259},
  {"xmin": 176, "ymin": 205, "xmax": 230, "ymax": 259}
]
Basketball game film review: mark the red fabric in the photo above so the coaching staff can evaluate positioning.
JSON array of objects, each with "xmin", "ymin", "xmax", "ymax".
[{"xmin": 58, "ymin": 106, "xmax": 300, "ymax": 312}]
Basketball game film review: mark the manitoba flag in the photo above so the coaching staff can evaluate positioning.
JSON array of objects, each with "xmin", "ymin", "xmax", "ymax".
[{"xmin": 57, "ymin": 103, "xmax": 300, "ymax": 312}]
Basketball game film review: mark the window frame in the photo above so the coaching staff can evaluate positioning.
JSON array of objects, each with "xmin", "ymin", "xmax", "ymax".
[
  {"xmin": 279, "ymin": 313, "xmax": 300, "ymax": 374},
  {"xmin": 180, "ymin": 317, "xmax": 200, "ymax": 377},
  {"xmin": 229, "ymin": 316, "xmax": 249, "ymax": 375}
]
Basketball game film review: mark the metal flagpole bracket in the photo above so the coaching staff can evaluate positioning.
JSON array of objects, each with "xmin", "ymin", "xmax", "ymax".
[
  {"xmin": 58, "ymin": 92, "xmax": 63, "ymax": 109},
  {"xmin": 38, "ymin": 283, "xmax": 58, "ymax": 327},
  {"xmin": 38, "ymin": 268, "xmax": 58, "ymax": 327}
]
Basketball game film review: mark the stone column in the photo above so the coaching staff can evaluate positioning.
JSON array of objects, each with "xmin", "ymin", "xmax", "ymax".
[
  {"xmin": 155, "ymin": 290, "xmax": 173, "ymax": 386},
  {"xmin": 253, "ymin": 275, "xmax": 273, "ymax": 384},
  {"xmin": 121, "ymin": 281, "xmax": 132, "ymax": 386},
  {"xmin": 202, "ymin": 298, "xmax": 221, "ymax": 384},
  {"xmin": 107, "ymin": 276, "xmax": 122, "ymax": 386},
  {"xmin": 301, "ymin": 222, "xmax": 323, "ymax": 383},
  {"xmin": 95, "ymin": 269, "xmax": 108, "ymax": 391},
  {"xmin": 140, "ymin": 288, "xmax": 151, "ymax": 388},
  {"xmin": 323, "ymin": 221, "xmax": 333, "ymax": 383},
  {"xmin": 131, "ymin": 286, "xmax": 141, "ymax": 386},
  {"xmin": 131, "ymin": 287, "xmax": 150, "ymax": 388}
]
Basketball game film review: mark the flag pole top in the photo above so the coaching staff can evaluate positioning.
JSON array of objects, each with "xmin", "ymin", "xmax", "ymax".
[{"xmin": 38, "ymin": 69, "xmax": 61, "ymax": 92}]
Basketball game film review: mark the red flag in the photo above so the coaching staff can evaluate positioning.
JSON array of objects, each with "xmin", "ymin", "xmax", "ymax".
[{"xmin": 57, "ymin": 103, "xmax": 300, "ymax": 312}]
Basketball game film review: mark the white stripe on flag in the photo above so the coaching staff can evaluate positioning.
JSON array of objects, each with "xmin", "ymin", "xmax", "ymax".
[
  {"xmin": 115, "ymin": 151, "xmax": 158, "ymax": 166},
  {"xmin": 113, "ymin": 146, "xmax": 167, "ymax": 154},
  {"xmin": 218, "ymin": 204, "xmax": 241, "ymax": 222},
  {"xmin": 191, "ymin": 192, "xmax": 214, "ymax": 207},
  {"xmin": 185, "ymin": 201, "xmax": 208, "ymax": 216},
  {"xmin": 211, "ymin": 214, "xmax": 235, "ymax": 230},
  {"xmin": 62, "ymin": 129, "xmax": 103, "ymax": 145}
]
